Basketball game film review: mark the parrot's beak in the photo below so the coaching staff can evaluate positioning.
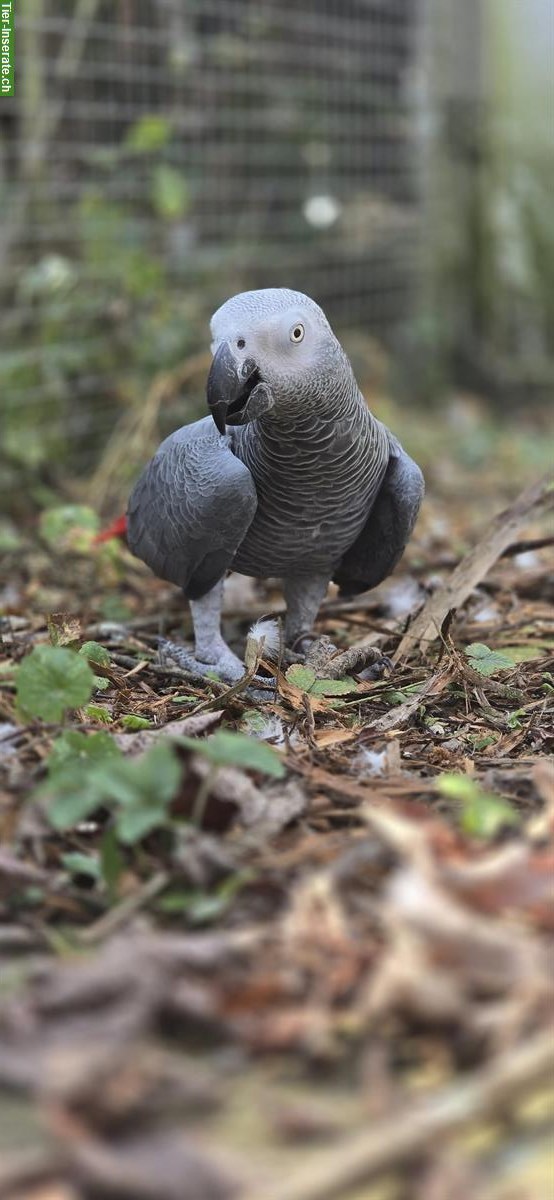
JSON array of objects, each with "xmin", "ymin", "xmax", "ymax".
[{"xmin": 207, "ymin": 342, "xmax": 260, "ymax": 434}]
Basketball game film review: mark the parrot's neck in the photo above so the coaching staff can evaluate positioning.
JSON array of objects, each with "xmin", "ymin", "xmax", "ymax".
[
  {"xmin": 235, "ymin": 376, "xmax": 383, "ymax": 483},
  {"xmin": 258, "ymin": 372, "xmax": 367, "ymax": 436},
  {"xmin": 230, "ymin": 370, "xmax": 390, "ymax": 579}
]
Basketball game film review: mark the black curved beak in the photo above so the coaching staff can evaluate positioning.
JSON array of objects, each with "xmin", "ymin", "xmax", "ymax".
[{"xmin": 207, "ymin": 342, "xmax": 259, "ymax": 434}]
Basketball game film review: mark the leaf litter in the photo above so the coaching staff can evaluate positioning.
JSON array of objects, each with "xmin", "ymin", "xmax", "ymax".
[{"xmin": 0, "ymin": 451, "xmax": 553, "ymax": 1200}]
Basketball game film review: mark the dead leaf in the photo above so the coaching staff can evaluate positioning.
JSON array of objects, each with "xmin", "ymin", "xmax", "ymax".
[
  {"xmin": 312, "ymin": 726, "xmax": 360, "ymax": 748},
  {"xmin": 191, "ymin": 756, "xmax": 306, "ymax": 839},
  {"xmin": 47, "ymin": 612, "xmax": 82, "ymax": 646}
]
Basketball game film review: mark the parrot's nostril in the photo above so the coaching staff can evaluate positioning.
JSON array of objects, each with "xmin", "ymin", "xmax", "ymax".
[{"xmin": 237, "ymin": 337, "xmax": 246, "ymax": 350}]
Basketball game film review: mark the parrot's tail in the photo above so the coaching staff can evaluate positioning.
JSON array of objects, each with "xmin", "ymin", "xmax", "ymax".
[{"xmin": 93, "ymin": 514, "xmax": 128, "ymax": 544}]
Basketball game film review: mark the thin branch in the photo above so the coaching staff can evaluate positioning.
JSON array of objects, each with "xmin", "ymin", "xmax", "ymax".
[{"xmin": 395, "ymin": 473, "xmax": 554, "ymax": 661}]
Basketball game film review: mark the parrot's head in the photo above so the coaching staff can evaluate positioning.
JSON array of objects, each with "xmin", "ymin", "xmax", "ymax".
[{"xmin": 207, "ymin": 288, "xmax": 350, "ymax": 432}]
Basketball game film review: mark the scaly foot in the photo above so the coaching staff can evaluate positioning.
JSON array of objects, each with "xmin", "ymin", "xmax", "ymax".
[
  {"xmin": 157, "ymin": 638, "xmax": 274, "ymax": 692},
  {"xmin": 304, "ymin": 636, "xmax": 393, "ymax": 681}
]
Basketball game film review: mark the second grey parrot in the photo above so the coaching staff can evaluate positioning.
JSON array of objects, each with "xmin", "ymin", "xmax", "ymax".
[{"xmin": 127, "ymin": 288, "xmax": 424, "ymax": 682}]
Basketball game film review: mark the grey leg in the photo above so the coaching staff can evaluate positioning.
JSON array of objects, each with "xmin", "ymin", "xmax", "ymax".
[
  {"xmin": 159, "ymin": 580, "xmax": 245, "ymax": 684},
  {"xmin": 191, "ymin": 583, "xmax": 277, "ymax": 692},
  {"xmin": 283, "ymin": 575, "xmax": 330, "ymax": 649},
  {"xmin": 189, "ymin": 580, "xmax": 245, "ymax": 681}
]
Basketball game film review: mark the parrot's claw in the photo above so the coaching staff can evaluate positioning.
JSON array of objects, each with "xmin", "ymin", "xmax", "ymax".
[
  {"xmin": 300, "ymin": 636, "xmax": 393, "ymax": 682},
  {"xmin": 157, "ymin": 637, "xmax": 275, "ymax": 694},
  {"xmin": 356, "ymin": 653, "xmax": 394, "ymax": 681},
  {"xmin": 157, "ymin": 638, "xmax": 241, "ymax": 685}
]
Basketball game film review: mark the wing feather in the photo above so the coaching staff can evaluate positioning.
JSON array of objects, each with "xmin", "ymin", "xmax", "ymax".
[
  {"xmin": 127, "ymin": 417, "xmax": 257, "ymax": 599},
  {"xmin": 333, "ymin": 435, "xmax": 424, "ymax": 596}
]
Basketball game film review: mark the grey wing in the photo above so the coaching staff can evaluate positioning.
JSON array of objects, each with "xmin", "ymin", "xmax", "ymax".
[
  {"xmin": 127, "ymin": 417, "xmax": 258, "ymax": 600},
  {"xmin": 333, "ymin": 435, "xmax": 424, "ymax": 597}
]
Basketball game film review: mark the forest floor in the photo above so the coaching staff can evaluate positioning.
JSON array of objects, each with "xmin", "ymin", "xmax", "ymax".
[{"xmin": 0, "ymin": 396, "xmax": 553, "ymax": 1200}]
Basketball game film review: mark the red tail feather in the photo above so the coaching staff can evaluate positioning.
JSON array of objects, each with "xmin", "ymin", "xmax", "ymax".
[{"xmin": 93, "ymin": 514, "xmax": 128, "ymax": 544}]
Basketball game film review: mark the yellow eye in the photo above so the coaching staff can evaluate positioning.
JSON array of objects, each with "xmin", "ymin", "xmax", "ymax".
[{"xmin": 290, "ymin": 323, "xmax": 305, "ymax": 343}]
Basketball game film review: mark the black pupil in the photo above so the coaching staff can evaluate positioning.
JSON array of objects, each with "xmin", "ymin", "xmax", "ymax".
[
  {"xmin": 237, "ymin": 337, "xmax": 245, "ymax": 349},
  {"xmin": 294, "ymin": 327, "xmax": 301, "ymax": 338}
]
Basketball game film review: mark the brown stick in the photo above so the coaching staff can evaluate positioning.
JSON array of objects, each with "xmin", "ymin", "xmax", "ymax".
[
  {"xmin": 395, "ymin": 473, "xmax": 554, "ymax": 660},
  {"xmin": 248, "ymin": 1031, "xmax": 554, "ymax": 1200},
  {"xmin": 366, "ymin": 665, "xmax": 453, "ymax": 732}
]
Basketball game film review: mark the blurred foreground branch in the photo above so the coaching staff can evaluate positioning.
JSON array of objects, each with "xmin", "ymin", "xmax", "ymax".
[{"xmin": 257, "ymin": 1030, "xmax": 554, "ymax": 1200}]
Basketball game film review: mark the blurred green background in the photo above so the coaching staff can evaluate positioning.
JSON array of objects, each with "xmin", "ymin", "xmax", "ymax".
[{"xmin": 1, "ymin": 0, "xmax": 552, "ymax": 520}]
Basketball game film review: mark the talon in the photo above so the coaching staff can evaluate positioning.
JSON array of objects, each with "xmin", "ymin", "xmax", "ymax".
[
  {"xmin": 358, "ymin": 653, "xmax": 393, "ymax": 681},
  {"xmin": 157, "ymin": 638, "xmax": 243, "ymax": 684}
]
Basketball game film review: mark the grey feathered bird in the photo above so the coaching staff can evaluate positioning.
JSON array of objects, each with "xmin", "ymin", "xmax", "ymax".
[{"xmin": 127, "ymin": 288, "xmax": 424, "ymax": 681}]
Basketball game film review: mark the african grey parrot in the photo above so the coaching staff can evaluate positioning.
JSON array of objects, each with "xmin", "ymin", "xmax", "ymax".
[{"xmin": 127, "ymin": 288, "xmax": 424, "ymax": 682}]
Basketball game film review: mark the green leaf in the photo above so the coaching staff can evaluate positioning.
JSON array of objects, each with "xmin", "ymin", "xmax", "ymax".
[
  {"xmin": 437, "ymin": 774, "xmax": 519, "ymax": 838},
  {"xmin": 179, "ymin": 730, "xmax": 285, "ymax": 778},
  {"xmin": 48, "ymin": 730, "xmax": 120, "ymax": 775},
  {"xmin": 100, "ymin": 596, "xmax": 133, "ymax": 622},
  {"xmin": 0, "ymin": 519, "xmax": 21, "ymax": 551},
  {"xmin": 116, "ymin": 802, "xmax": 167, "ymax": 844},
  {"xmin": 17, "ymin": 646, "xmax": 95, "ymax": 722},
  {"xmin": 156, "ymin": 888, "xmax": 196, "ymax": 914},
  {"xmin": 506, "ymin": 708, "xmax": 526, "ymax": 730},
  {"xmin": 111, "ymin": 743, "xmax": 180, "ymax": 807},
  {"xmin": 120, "ymin": 714, "xmax": 153, "ymax": 731},
  {"xmin": 151, "ymin": 165, "xmax": 189, "ymax": 219},
  {"xmin": 285, "ymin": 664, "xmax": 317, "ymax": 691},
  {"xmin": 467, "ymin": 733, "xmax": 497, "ymax": 750},
  {"xmin": 311, "ymin": 677, "xmax": 357, "ymax": 695},
  {"xmin": 461, "ymin": 793, "xmax": 520, "ymax": 838},
  {"xmin": 465, "ymin": 643, "xmax": 514, "ymax": 676},
  {"xmin": 39, "ymin": 505, "xmax": 99, "ymax": 549},
  {"xmin": 157, "ymin": 887, "xmax": 234, "ymax": 922},
  {"xmin": 240, "ymin": 708, "xmax": 271, "ymax": 734},
  {"xmin": 83, "ymin": 705, "xmax": 113, "ymax": 724},
  {"xmin": 125, "ymin": 114, "xmax": 171, "ymax": 153},
  {"xmin": 79, "ymin": 641, "xmax": 111, "ymax": 667},
  {"xmin": 61, "ymin": 852, "xmax": 100, "ymax": 880},
  {"xmin": 44, "ymin": 731, "xmax": 121, "ymax": 830},
  {"xmin": 286, "ymin": 665, "xmax": 369, "ymax": 697},
  {"xmin": 157, "ymin": 871, "xmax": 253, "ymax": 923},
  {"xmin": 46, "ymin": 778, "xmax": 108, "ymax": 831},
  {"xmin": 100, "ymin": 826, "xmax": 123, "ymax": 898},
  {"xmin": 437, "ymin": 775, "xmax": 481, "ymax": 803},
  {"xmin": 79, "ymin": 644, "xmax": 111, "ymax": 694},
  {"xmin": 498, "ymin": 644, "xmax": 548, "ymax": 663},
  {"xmin": 110, "ymin": 743, "xmax": 182, "ymax": 844},
  {"xmin": 44, "ymin": 737, "xmax": 180, "ymax": 841}
]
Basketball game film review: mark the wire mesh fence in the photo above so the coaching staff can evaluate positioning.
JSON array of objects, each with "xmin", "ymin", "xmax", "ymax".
[
  {"xmin": 1, "ymin": 0, "xmax": 428, "ymax": 489},
  {"xmin": 1, "ymin": 0, "xmax": 551, "ymax": 504}
]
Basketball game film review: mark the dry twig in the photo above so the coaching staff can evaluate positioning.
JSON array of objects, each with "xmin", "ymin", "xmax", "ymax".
[{"xmin": 395, "ymin": 473, "xmax": 553, "ymax": 660}]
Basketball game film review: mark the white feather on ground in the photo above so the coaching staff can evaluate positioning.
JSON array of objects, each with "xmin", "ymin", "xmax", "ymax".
[{"xmin": 245, "ymin": 619, "xmax": 282, "ymax": 670}]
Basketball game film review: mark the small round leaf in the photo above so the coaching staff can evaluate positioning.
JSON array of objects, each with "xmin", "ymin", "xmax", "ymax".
[{"xmin": 17, "ymin": 645, "xmax": 95, "ymax": 722}]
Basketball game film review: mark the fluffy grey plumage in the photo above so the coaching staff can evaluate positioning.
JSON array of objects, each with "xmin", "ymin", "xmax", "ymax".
[{"xmin": 127, "ymin": 288, "xmax": 424, "ymax": 682}]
